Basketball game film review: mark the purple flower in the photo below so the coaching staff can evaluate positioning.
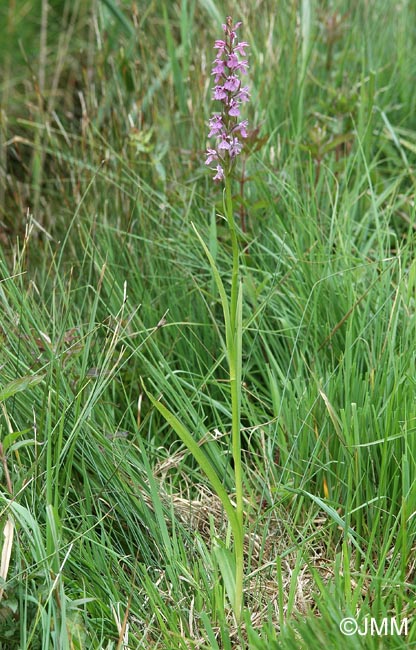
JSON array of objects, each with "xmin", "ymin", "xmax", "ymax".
[
  {"xmin": 236, "ymin": 86, "xmax": 250, "ymax": 102},
  {"xmin": 211, "ymin": 58, "xmax": 226, "ymax": 81},
  {"xmin": 205, "ymin": 149, "xmax": 218, "ymax": 165},
  {"xmin": 213, "ymin": 164, "xmax": 224, "ymax": 181},
  {"xmin": 234, "ymin": 41, "xmax": 249, "ymax": 56},
  {"xmin": 208, "ymin": 114, "xmax": 223, "ymax": 137},
  {"xmin": 235, "ymin": 59, "xmax": 249, "ymax": 74},
  {"xmin": 214, "ymin": 39, "xmax": 227, "ymax": 53},
  {"xmin": 213, "ymin": 85, "xmax": 228, "ymax": 100},
  {"xmin": 218, "ymin": 133, "xmax": 231, "ymax": 150},
  {"xmin": 226, "ymin": 53, "xmax": 240, "ymax": 69},
  {"xmin": 234, "ymin": 120, "xmax": 248, "ymax": 138},
  {"xmin": 224, "ymin": 75, "xmax": 240, "ymax": 92},
  {"xmin": 229, "ymin": 138, "xmax": 242, "ymax": 158},
  {"xmin": 228, "ymin": 99, "xmax": 240, "ymax": 117}
]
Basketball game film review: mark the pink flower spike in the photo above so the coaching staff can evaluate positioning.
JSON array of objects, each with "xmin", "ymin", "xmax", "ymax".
[
  {"xmin": 213, "ymin": 164, "xmax": 224, "ymax": 181},
  {"xmin": 205, "ymin": 17, "xmax": 250, "ymax": 180},
  {"xmin": 205, "ymin": 149, "xmax": 218, "ymax": 165}
]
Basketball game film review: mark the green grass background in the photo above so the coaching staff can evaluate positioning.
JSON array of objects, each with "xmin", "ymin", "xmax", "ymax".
[{"xmin": 0, "ymin": 0, "xmax": 415, "ymax": 648}]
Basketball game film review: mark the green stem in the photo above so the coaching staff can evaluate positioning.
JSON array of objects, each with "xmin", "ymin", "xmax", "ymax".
[
  {"xmin": 225, "ymin": 177, "xmax": 239, "ymax": 334},
  {"xmin": 224, "ymin": 175, "xmax": 244, "ymax": 621}
]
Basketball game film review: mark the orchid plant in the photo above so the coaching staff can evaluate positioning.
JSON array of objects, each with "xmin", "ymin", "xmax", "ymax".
[
  {"xmin": 146, "ymin": 17, "xmax": 250, "ymax": 623},
  {"xmin": 202, "ymin": 16, "xmax": 250, "ymax": 621}
]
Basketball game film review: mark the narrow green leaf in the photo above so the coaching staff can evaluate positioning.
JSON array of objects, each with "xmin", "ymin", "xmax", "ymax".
[
  {"xmin": 143, "ymin": 384, "xmax": 241, "ymax": 537},
  {"xmin": 0, "ymin": 374, "xmax": 44, "ymax": 402},
  {"xmin": 99, "ymin": 0, "xmax": 134, "ymax": 36},
  {"xmin": 2, "ymin": 428, "xmax": 32, "ymax": 454},
  {"xmin": 191, "ymin": 222, "xmax": 232, "ymax": 356},
  {"xmin": 163, "ymin": 4, "xmax": 187, "ymax": 114},
  {"xmin": 200, "ymin": 611, "xmax": 221, "ymax": 650},
  {"xmin": 208, "ymin": 208, "xmax": 218, "ymax": 298},
  {"xmin": 289, "ymin": 488, "xmax": 365, "ymax": 555},
  {"xmin": 213, "ymin": 539, "xmax": 236, "ymax": 608},
  {"xmin": 197, "ymin": 0, "xmax": 222, "ymax": 24}
]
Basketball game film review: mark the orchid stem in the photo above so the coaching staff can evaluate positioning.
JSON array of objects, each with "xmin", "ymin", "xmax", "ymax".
[
  {"xmin": 224, "ymin": 175, "xmax": 244, "ymax": 621},
  {"xmin": 225, "ymin": 176, "xmax": 239, "ymax": 332}
]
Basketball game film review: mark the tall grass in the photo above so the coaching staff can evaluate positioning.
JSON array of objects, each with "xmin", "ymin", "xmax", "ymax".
[{"xmin": 0, "ymin": 1, "xmax": 415, "ymax": 648}]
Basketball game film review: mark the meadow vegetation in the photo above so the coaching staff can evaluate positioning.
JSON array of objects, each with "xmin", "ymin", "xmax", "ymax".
[{"xmin": 0, "ymin": 1, "xmax": 415, "ymax": 648}]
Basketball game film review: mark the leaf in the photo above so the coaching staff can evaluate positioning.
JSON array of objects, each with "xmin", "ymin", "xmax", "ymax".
[
  {"xmin": 197, "ymin": 0, "xmax": 222, "ymax": 24},
  {"xmin": 98, "ymin": 0, "xmax": 134, "ymax": 37},
  {"xmin": 321, "ymin": 132, "xmax": 354, "ymax": 155},
  {"xmin": 191, "ymin": 222, "xmax": 231, "ymax": 358},
  {"xmin": 318, "ymin": 388, "xmax": 344, "ymax": 442},
  {"xmin": 163, "ymin": 4, "xmax": 187, "ymax": 115},
  {"xmin": 213, "ymin": 539, "xmax": 236, "ymax": 608},
  {"xmin": 2, "ymin": 428, "xmax": 31, "ymax": 454},
  {"xmin": 0, "ymin": 518, "xmax": 14, "ymax": 601},
  {"xmin": 287, "ymin": 487, "xmax": 365, "ymax": 555},
  {"xmin": 143, "ymin": 383, "xmax": 241, "ymax": 539},
  {"xmin": 0, "ymin": 374, "xmax": 44, "ymax": 402}
]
